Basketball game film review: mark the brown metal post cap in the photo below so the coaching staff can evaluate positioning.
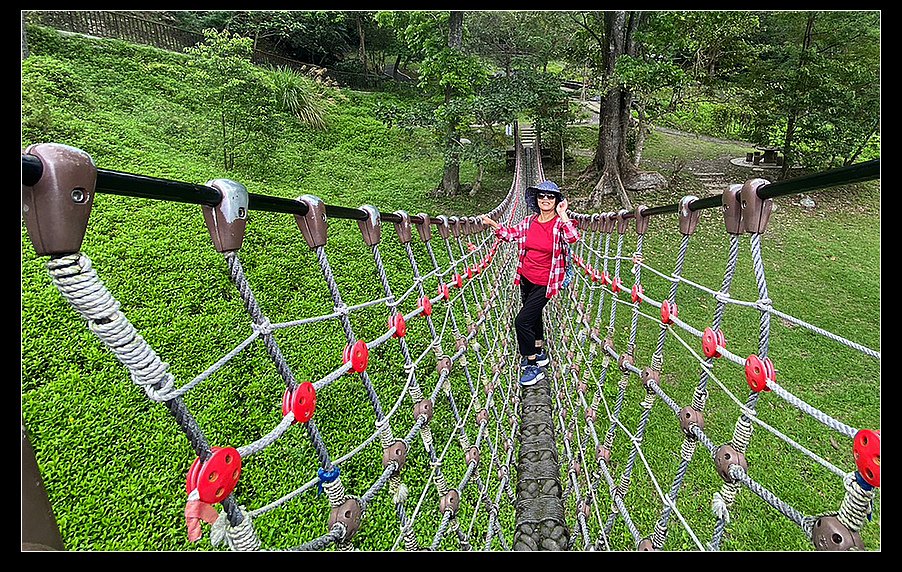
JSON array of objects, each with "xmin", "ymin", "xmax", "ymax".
[
  {"xmin": 590, "ymin": 213, "xmax": 601, "ymax": 233},
  {"xmin": 476, "ymin": 409, "xmax": 489, "ymax": 425},
  {"xmin": 436, "ymin": 215, "xmax": 451, "ymax": 239},
  {"xmin": 449, "ymin": 216, "xmax": 461, "ymax": 237},
  {"xmin": 328, "ymin": 497, "xmax": 363, "ymax": 541},
  {"xmin": 722, "ymin": 184, "xmax": 744, "ymax": 235},
  {"xmin": 637, "ymin": 538, "xmax": 656, "ymax": 551},
  {"xmin": 439, "ymin": 489, "xmax": 460, "ymax": 516},
  {"xmin": 616, "ymin": 209, "xmax": 631, "ymax": 234},
  {"xmin": 383, "ymin": 440, "xmax": 408, "ymax": 471},
  {"xmin": 635, "ymin": 204, "xmax": 650, "ymax": 235},
  {"xmin": 22, "ymin": 143, "xmax": 97, "ymax": 256},
  {"xmin": 740, "ymin": 178, "xmax": 773, "ymax": 234},
  {"xmin": 678, "ymin": 406, "xmax": 704, "ymax": 436},
  {"xmin": 357, "ymin": 204, "xmax": 382, "ymax": 246},
  {"xmin": 413, "ymin": 398, "xmax": 434, "ymax": 424},
  {"xmin": 394, "ymin": 210, "xmax": 413, "ymax": 244},
  {"xmin": 678, "ymin": 195, "xmax": 701, "ymax": 235},
  {"xmin": 811, "ymin": 516, "xmax": 865, "ymax": 551},
  {"xmin": 203, "ymin": 179, "xmax": 249, "ymax": 253},
  {"xmin": 294, "ymin": 194, "xmax": 328, "ymax": 248},
  {"xmin": 415, "ymin": 212, "xmax": 432, "ymax": 242},
  {"xmin": 714, "ymin": 444, "xmax": 748, "ymax": 483}
]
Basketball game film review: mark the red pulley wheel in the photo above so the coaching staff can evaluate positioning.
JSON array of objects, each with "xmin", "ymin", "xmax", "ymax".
[
  {"xmin": 420, "ymin": 295, "xmax": 433, "ymax": 317},
  {"xmin": 744, "ymin": 354, "xmax": 774, "ymax": 392},
  {"xmin": 702, "ymin": 327, "xmax": 725, "ymax": 358},
  {"xmin": 631, "ymin": 284, "xmax": 643, "ymax": 304},
  {"xmin": 853, "ymin": 429, "xmax": 880, "ymax": 487}
]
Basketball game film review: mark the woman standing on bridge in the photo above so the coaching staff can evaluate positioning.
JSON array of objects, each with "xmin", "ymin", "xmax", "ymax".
[{"xmin": 482, "ymin": 181, "xmax": 579, "ymax": 387}]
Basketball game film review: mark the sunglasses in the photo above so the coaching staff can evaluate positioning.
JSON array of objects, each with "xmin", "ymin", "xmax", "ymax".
[{"xmin": 536, "ymin": 192, "xmax": 558, "ymax": 200}]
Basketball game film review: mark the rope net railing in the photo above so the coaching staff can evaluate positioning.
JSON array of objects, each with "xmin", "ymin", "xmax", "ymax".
[{"xmin": 21, "ymin": 126, "xmax": 880, "ymax": 551}]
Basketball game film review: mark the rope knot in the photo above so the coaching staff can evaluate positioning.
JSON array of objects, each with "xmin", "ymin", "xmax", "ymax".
[
  {"xmin": 755, "ymin": 298, "xmax": 773, "ymax": 311},
  {"xmin": 251, "ymin": 318, "xmax": 273, "ymax": 335}
]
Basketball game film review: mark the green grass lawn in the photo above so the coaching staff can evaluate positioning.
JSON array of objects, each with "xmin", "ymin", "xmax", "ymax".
[{"xmin": 21, "ymin": 26, "xmax": 880, "ymax": 552}]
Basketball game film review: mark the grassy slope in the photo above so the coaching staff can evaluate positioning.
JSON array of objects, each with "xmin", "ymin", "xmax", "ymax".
[{"xmin": 22, "ymin": 27, "xmax": 880, "ymax": 551}]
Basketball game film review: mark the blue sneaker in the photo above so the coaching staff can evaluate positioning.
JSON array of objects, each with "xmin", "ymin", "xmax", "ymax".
[
  {"xmin": 535, "ymin": 349, "xmax": 550, "ymax": 367},
  {"xmin": 519, "ymin": 365, "xmax": 545, "ymax": 387},
  {"xmin": 521, "ymin": 350, "xmax": 550, "ymax": 368}
]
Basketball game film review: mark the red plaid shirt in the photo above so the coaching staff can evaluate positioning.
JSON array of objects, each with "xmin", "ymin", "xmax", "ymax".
[{"xmin": 495, "ymin": 214, "xmax": 580, "ymax": 298}]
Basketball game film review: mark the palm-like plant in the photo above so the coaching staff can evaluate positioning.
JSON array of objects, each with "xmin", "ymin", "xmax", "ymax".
[{"xmin": 268, "ymin": 65, "xmax": 329, "ymax": 131}]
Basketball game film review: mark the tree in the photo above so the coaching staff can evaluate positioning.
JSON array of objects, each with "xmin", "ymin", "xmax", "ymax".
[
  {"xmin": 741, "ymin": 11, "xmax": 880, "ymax": 174},
  {"xmin": 571, "ymin": 11, "xmax": 660, "ymax": 209},
  {"xmin": 379, "ymin": 11, "xmax": 488, "ymax": 196},
  {"xmin": 184, "ymin": 29, "xmax": 279, "ymax": 172}
]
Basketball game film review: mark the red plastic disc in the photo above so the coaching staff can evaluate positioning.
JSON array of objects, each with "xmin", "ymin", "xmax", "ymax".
[
  {"xmin": 195, "ymin": 447, "xmax": 241, "ymax": 504},
  {"xmin": 466, "ymin": 266, "xmax": 473, "ymax": 279},
  {"xmin": 390, "ymin": 313, "xmax": 407, "ymax": 337},
  {"xmin": 631, "ymin": 283, "xmax": 643, "ymax": 304},
  {"xmin": 344, "ymin": 340, "xmax": 369, "ymax": 373},
  {"xmin": 611, "ymin": 277, "xmax": 621, "ymax": 293},
  {"xmin": 291, "ymin": 381, "xmax": 316, "ymax": 423},
  {"xmin": 455, "ymin": 274, "xmax": 463, "ymax": 288},
  {"xmin": 853, "ymin": 429, "xmax": 880, "ymax": 487},
  {"xmin": 661, "ymin": 300, "xmax": 678, "ymax": 324},
  {"xmin": 591, "ymin": 271, "xmax": 599, "ymax": 283},
  {"xmin": 702, "ymin": 327, "xmax": 725, "ymax": 358},
  {"xmin": 420, "ymin": 295, "xmax": 433, "ymax": 317},
  {"xmin": 744, "ymin": 354, "xmax": 774, "ymax": 392},
  {"xmin": 439, "ymin": 283, "xmax": 449, "ymax": 301},
  {"xmin": 467, "ymin": 242, "xmax": 477, "ymax": 252},
  {"xmin": 601, "ymin": 272, "xmax": 609, "ymax": 287}
]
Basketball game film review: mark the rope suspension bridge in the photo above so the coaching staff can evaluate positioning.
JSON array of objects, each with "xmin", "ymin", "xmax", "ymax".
[{"xmin": 20, "ymin": 125, "xmax": 880, "ymax": 551}]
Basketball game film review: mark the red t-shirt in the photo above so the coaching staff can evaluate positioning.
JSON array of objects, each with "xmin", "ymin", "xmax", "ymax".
[{"xmin": 519, "ymin": 216, "xmax": 557, "ymax": 286}]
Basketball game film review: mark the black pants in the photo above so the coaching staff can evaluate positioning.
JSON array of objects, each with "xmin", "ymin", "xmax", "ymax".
[{"xmin": 516, "ymin": 276, "xmax": 549, "ymax": 358}]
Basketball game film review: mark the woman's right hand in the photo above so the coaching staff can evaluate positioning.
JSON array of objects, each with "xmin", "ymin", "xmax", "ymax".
[{"xmin": 482, "ymin": 215, "xmax": 499, "ymax": 229}]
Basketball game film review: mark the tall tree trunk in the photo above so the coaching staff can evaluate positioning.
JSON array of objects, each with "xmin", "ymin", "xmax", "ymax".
[
  {"xmin": 781, "ymin": 13, "xmax": 815, "ymax": 179},
  {"xmin": 357, "ymin": 13, "xmax": 367, "ymax": 75},
  {"xmin": 441, "ymin": 11, "xmax": 464, "ymax": 195},
  {"xmin": 22, "ymin": 11, "xmax": 29, "ymax": 60},
  {"xmin": 633, "ymin": 100, "xmax": 648, "ymax": 167},
  {"xmin": 589, "ymin": 11, "xmax": 633, "ymax": 210},
  {"xmin": 392, "ymin": 53, "xmax": 402, "ymax": 80}
]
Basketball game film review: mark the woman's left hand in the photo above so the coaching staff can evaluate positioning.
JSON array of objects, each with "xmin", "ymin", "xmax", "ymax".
[{"xmin": 556, "ymin": 198, "xmax": 569, "ymax": 217}]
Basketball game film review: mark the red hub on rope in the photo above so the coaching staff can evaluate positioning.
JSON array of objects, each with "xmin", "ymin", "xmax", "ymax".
[
  {"xmin": 454, "ymin": 273, "xmax": 463, "ymax": 288},
  {"xmin": 186, "ymin": 447, "xmax": 242, "ymax": 504},
  {"xmin": 601, "ymin": 271, "xmax": 610, "ymax": 287},
  {"xmin": 466, "ymin": 266, "xmax": 474, "ymax": 279},
  {"xmin": 631, "ymin": 283, "xmax": 643, "ymax": 304},
  {"xmin": 610, "ymin": 277, "xmax": 622, "ymax": 293},
  {"xmin": 419, "ymin": 295, "xmax": 433, "ymax": 317},
  {"xmin": 591, "ymin": 271, "xmax": 599, "ymax": 283},
  {"xmin": 343, "ymin": 340, "xmax": 369, "ymax": 373},
  {"xmin": 853, "ymin": 429, "xmax": 880, "ymax": 487},
  {"xmin": 744, "ymin": 354, "xmax": 774, "ymax": 392},
  {"xmin": 282, "ymin": 381, "xmax": 317, "ymax": 423},
  {"xmin": 389, "ymin": 313, "xmax": 407, "ymax": 337},
  {"xmin": 702, "ymin": 327, "xmax": 726, "ymax": 358},
  {"xmin": 439, "ymin": 283, "xmax": 450, "ymax": 301},
  {"xmin": 660, "ymin": 300, "xmax": 678, "ymax": 324},
  {"xmin": 467, "ymin": 242, "xmax": 477, "ymax": 252}
]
